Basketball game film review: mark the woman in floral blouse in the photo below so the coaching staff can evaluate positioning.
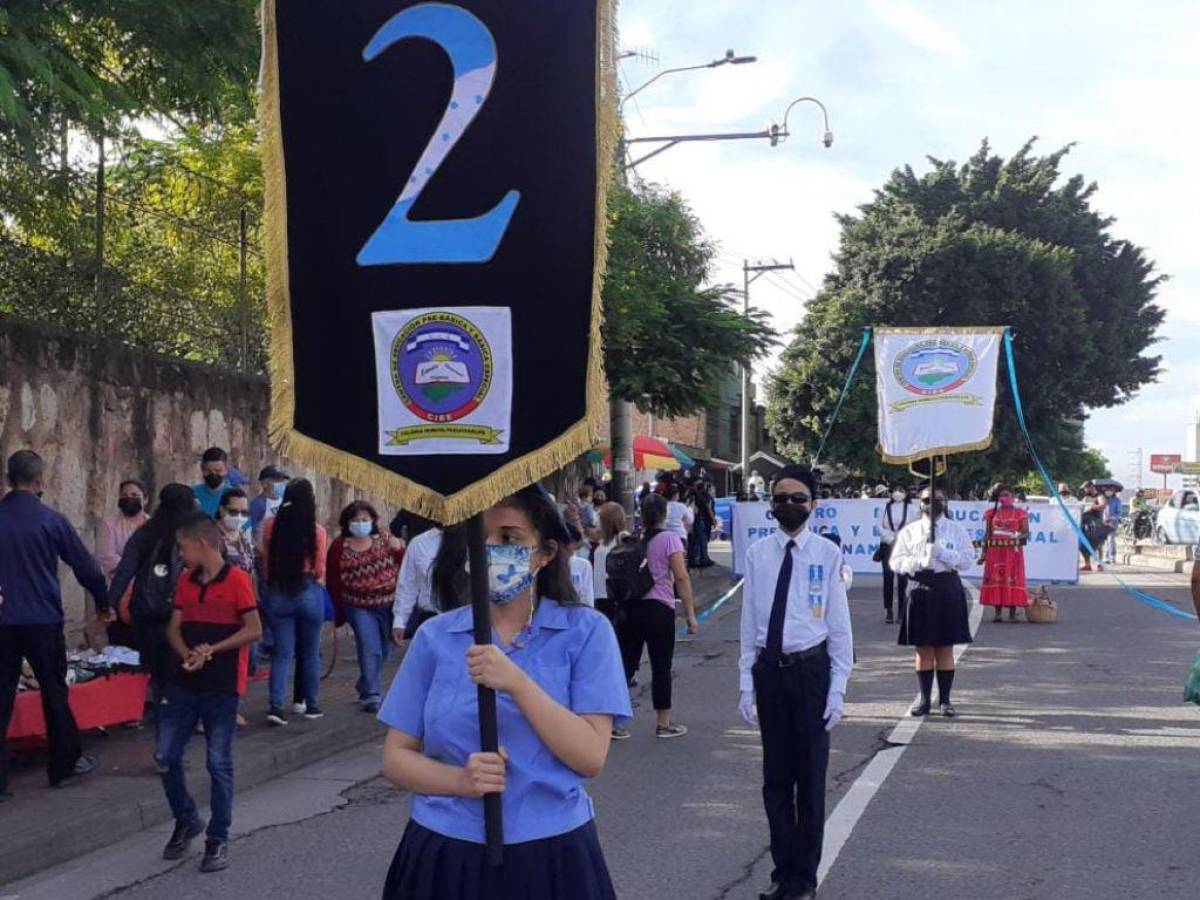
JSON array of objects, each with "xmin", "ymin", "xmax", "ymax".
[{"xmin": 327, "ymin": 501, "xmax": 405, "ymax": 712}]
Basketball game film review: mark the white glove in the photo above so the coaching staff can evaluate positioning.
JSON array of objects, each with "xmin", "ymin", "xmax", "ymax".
[
  {"xmin": 933, "ymin": 543, "xmax": 957, "ymax": 565},
  {"xmin": 823, "ymin": 691, "xmax": 845, "ymax": 732},
  {"xmin": 738, "ymin": 691, "xmax": 758, "ymax": 728}
]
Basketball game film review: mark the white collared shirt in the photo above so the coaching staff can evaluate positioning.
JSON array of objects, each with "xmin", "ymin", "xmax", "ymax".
[
  {"xmin": 877, "ymin": 499, "xmax": 918, "ymax": 545},
  {"xmin": 392, "ymin": 527, "xmax": 443, "ymax": 629},
  {"xmin": 889, "ymin": 516, "xmax": 976, "ymax": 575},
  {"xmin": 738, "ymin": 528, "xmax": 854, "ymax": 694},
  {"xmin": 569, "ymin": 556, "xmax": 595, "ymax": 608}
]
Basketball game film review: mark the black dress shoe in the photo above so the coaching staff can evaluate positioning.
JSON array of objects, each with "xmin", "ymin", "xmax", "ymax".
[
  {"xmin": 940, "ymin": 702, "xmax": 957, "ymax": 718},
  {"xmin": 759, "ymin": 884, "xmax": 784, "ymax": 900},
  {"xmin": 910, "ymin": 699, "xmax": 931, "ymax": 717},
  {"xmin": 885, "ymin": 611, "xmax": 895, "ymax": 624}
]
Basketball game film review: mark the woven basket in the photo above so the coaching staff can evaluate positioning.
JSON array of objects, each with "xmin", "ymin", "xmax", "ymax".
[{"xmin": 1024, "ymin": 586, "xmax": 1057, "ymax": 624}]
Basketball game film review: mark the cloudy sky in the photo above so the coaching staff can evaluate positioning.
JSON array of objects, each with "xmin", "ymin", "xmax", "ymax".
[{"xmin": 616, "ymin": 0, "xmax": 1200, "ymax": 490}]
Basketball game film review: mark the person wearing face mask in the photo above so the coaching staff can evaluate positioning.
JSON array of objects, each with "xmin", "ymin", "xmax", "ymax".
[
  {"xmin": 96, "ymin": 479, "xmax": 150, "ymax": 646},
  {"xmin": 97, "ymin": 480, "xmax": 150, "ymax": 579},
  {"xmin": 889, "ymin": 486, "xmax": 975, "ymax": 717},
  {"xmin": 617, "ymin": 493, "xmax": 698, "ymax": 739},
  {"xmin": 1078, "ymin": 482, "xmax": 1106, "ymax": 572},
  {"xmin": 327, "ymin": 501, "xmax": 405, "ymax": 712},
  {"xmin": 1102, "ymin": 487, "xmax": 1121, "ymax": 566},
  {"xmin": 875, "ymin": 484, "xmax": 916, "ymax": 625},
  {"xmin": 979, "ymin": 483, "xmax": 1030, "ymax": 623},
  {"xmin": 216, "ymin": 489, "xmax": 256, "ymax": 576},
  {"xmin": 377, "ymin": 485, "xmax": 631, "ymax": 900},
  {"xmin": 249, "ymin": 465, "xmax": 289, "ymax": 537},
  {"xmin": 737, "ymin": 464, "xmax": 854, "ymax": 900},
  {"xmin": 192, "ymin": 447, "xmax": 232, "ymax": 519}
]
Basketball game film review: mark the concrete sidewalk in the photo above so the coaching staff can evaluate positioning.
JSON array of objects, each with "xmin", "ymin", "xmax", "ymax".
[{"xmin": 0, "ymin": 563, "xmax": 735, "ymax": 886}]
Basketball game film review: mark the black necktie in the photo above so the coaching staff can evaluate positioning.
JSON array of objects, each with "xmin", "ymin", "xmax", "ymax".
[{"xmin": 764, "ymin": 539, "xmax": 796, "ymax": 661}]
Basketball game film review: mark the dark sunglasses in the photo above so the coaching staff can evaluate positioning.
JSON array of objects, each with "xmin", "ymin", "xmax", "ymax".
[{"xmin": 772, "ymin": 492, "xmax": 813, "ymax": 506}]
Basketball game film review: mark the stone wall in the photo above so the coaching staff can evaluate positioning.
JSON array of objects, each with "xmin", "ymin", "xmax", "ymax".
[{"xmin": 0, "ymin": 314, "xmax": 369, "ymax": 642}]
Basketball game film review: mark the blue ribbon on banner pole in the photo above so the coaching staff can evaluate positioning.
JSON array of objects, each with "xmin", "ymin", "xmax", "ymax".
[
  {"xmin": 813, "ymin": 327, "xmax": 872, "ymax": 467},
  {"xmin": 1003, "ymin": 328, "xmax": 1195, "ymax": 621},
  {"xmin": 677, "ymin": 578, "xmax": 744, "ymax": 637}
]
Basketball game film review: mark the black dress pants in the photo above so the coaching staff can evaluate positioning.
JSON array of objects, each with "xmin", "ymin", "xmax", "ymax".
[
  {"xmin": 752, "ymin": 645, "xmax": 831, "ymax": 896},
  {"xmin": 881, "ymin": 549, "xmax": 908, "ymax": 618},
  {"xmin": 617, "ymin": 600, "xmax": 675, "ymax": 711},
  {"xmin": 0, "ymin": 624, "xmax": 83, "ymax": 792}
]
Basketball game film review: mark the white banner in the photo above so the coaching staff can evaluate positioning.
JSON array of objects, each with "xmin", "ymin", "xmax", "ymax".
[
  {"xmin": 731, "ymin": 500, "xmax": 1079, "ymax": 584},
  {"xmin": 875, "ymin": 327, "xmax": 1003, "ymax": 463}
]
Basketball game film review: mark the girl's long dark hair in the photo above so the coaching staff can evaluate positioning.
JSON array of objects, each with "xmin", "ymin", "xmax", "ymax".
[
  {"xmin": 641, "ymin": 493, "xmax": 668, "ymax": 536},
  {"xmin": 432, "ymin": 523, "xmax": 469, "ymax": 611},
  {"xmin": 269, "ymin": 478, "xmax": 318, "ymax": 596},
  {"xmin": 141, "ymin": 483, "xmax": 198, "ymax": 558}
]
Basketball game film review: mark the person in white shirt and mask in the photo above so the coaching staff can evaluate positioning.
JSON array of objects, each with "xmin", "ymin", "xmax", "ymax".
[
  {"xmin": 737, "ymin": 464, "xmax": 854, "ymax": 900},
  {"xmin": 889, "ymin": 486, "xmax": 975, "ymax": 718},
  {"xmin": 876, "ymin": 485, "xmax": 916, "ymax": 625}
]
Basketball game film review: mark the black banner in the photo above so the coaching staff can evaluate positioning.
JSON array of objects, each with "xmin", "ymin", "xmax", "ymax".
[{"xmin": 262, "ymin": 0, "xmax": 612, "ymax": 522}]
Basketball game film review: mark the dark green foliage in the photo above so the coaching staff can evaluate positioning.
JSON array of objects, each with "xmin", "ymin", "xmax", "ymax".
[
  {"xmin": 604, "ymin": 180, "xmax": 777, "ymax": 417},
  {"xmin": 767, "ymin": 140, "xmax": 1164, "ymax": 491}
]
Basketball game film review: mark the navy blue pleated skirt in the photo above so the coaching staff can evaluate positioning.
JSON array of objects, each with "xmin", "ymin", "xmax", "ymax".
[{"xmin": 382, "ymin": 819, "xmax": 617, "ymax": 900}]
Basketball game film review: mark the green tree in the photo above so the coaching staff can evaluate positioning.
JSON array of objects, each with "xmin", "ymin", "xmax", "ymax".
[
  {"xmin": 767, "ymin": 140, "xmax": 1164, "ymax": 490},
  {"xmin": 0, "ymin": 1, "xmax": 258, "ymax": 155},
  {"xmin": 604, "ymin": 180, "xmax": 776, "ymax": 417},
  {"xmin": 1013, "ymin": 446, "xmax": 1112, "ymax": 497}
]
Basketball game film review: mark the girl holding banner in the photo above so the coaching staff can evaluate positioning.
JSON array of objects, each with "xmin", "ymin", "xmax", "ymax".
[
  {"xmin": 377, "ymin": 487, "xmax": 631, "ymax": 899},
  {"xmin": 890, "ymin": 488, "xmax": 975, "ymax": 717},
  {"xmin": 979, "ymin": 484, "xmax": 1029, "ymax": 623}
]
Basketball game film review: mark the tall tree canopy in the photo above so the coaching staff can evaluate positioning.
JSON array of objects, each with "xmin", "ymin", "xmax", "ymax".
[
  {"xmin": 604, "ymin": 180, "xmax": 776, "ymax": 417},
  {"xmin": 767, "ymin": 140, "xmax": 1164, "ymax": 490},
  {"xmin": 0, "ymin": 0, "xmax": 258, "ymax": 154}
]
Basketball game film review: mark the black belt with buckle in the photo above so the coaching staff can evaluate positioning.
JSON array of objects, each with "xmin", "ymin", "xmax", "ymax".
[{"xmin": 759, "ymin": 641, "xmax": 828, "ymax": 668}]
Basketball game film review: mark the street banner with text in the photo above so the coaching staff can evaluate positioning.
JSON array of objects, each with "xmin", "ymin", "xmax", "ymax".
[
  {"xmin": 732, "ymin": 500, "xmax": 1079, "ymax": 583},
  {"xmin": 875, "ymin": 327, "xmax": 1004, "ymax": 464}
]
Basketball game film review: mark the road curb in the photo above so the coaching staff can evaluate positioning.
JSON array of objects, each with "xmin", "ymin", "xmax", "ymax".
[
  {"xmin": 2, "ymin": 566, "xmax": 736, "ymax": 885},
  {"xmin": 0, "ymin": 714, "xmax": 385, "ymax": 886}
]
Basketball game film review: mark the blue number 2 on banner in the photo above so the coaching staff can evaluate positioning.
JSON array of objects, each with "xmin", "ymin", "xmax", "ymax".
[{"xmin": 357, "ymin": 3, "xmax": 520, "ymax": 267}]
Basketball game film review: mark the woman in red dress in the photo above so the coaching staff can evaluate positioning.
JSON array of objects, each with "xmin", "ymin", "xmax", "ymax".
[{"xmin": 980, "ymin": 483, "xmax": 1030, "ymax": 623}]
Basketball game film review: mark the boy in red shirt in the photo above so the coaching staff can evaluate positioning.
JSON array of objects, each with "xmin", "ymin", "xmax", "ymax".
[{"xmin": 158, "ymin": 513, "xmax": 262, "ymax": 873}]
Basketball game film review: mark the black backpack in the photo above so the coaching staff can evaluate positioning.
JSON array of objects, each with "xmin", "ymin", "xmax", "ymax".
[
  {"xmin": 130, "ymin": 537, "xmax": 183, "ymax": 623},
  {"xmin": 605, "ymin": 532, "xmax": 658, "ymax": 605}
]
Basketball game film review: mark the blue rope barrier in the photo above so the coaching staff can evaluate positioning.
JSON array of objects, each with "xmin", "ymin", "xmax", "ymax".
[
  {"xmin": 813, "ymin": 327, "xmax": 872, "ymax": 467},
  {"xmin": 677, "ymin": 578, "xmax": 744, "ymax": 637},
  {"xmin": 1002, "ymin": 329, "xmax": 1195, "ymax": 621}
]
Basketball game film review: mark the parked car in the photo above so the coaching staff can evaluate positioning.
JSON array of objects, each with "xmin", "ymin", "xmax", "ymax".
[{"xmin": 1154, "ymin": 489, "xmax": 1200, "ymax": 545}]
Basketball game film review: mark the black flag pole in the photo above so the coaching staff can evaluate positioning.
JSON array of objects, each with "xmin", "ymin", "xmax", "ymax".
[
  {"xmin": 465, "ymin": 513, "xmax": 504, "ymax": 866},
  {"xmin": 928, "ymin": 455, "xmax": 937, "ymax": 545}
]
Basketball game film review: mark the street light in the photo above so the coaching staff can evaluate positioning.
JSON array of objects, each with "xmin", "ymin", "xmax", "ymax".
[
  {"xmin": 610, "ymin": 50, "xmax": 759, "ymax": 516},
  {"xmin": 624, "ymin": 93, "xmax": 834, "ymax": 170},
  {"xmin": 621, "ymin": 49, "xmax": 758, "ymax": 112},
  {"xmin": 771, "ymin": 96, "xmax": 834, "ymax": 148}
]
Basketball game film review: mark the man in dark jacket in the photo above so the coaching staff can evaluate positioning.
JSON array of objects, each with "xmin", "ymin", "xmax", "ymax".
[{"xmin": 0, "ymin": 450, "xmax": 111, "ymax": 798}]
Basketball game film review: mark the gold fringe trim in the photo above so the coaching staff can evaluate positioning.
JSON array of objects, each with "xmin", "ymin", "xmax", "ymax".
[
  {"xmin": 873, "ymin": 326, "xmax": 1008, "ymax": 336},
  {"xmin": 879, "ymin": 434, "xmax": 995, "ymax": 466},
  {"xmin": 260, "ymin": 0, "xmax": 617, "ymax": 524}
]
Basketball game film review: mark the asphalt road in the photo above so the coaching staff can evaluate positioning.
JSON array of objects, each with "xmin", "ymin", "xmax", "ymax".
[{"xmin": 8, "ymin": 559, "xmax": 1199, "ymax": 900}]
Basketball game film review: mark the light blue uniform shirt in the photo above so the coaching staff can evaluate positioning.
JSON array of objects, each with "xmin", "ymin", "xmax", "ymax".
[{"xmin": 379, "ymin": 598, "xmax": 632, "ymax": 845}]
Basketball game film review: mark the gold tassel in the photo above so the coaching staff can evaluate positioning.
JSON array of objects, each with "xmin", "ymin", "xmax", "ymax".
[{"xmin": 259, "ymin": 0, "xmax": 618, "ymax": 524}]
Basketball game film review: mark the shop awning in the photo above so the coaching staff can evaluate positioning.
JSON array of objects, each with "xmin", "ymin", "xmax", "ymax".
[
  {"xmin": 667, "ymin": 443, "xmax": 696, "ymax": 467},
  {"xmin": 594, "ymin": 436, "xmax": 681, "ymax": 472}
]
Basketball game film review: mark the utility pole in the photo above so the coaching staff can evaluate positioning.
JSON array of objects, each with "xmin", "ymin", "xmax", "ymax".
[
  {"xmin": 740, "ymin": 259, "xmax": 794, "ymax": 483},
  {"xmin": 1128, "ymin": 447, "xmax": 1144, "ymax": 492}
]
